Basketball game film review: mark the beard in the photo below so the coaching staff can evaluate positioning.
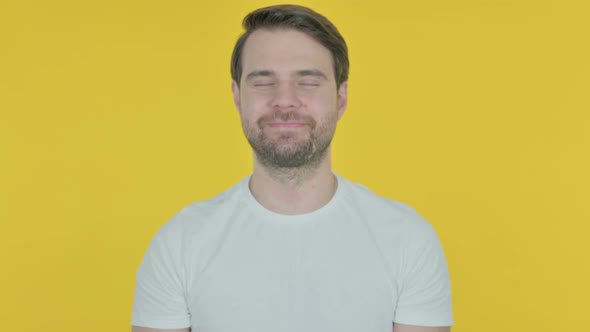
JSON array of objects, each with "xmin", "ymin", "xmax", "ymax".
[{"xmin": 243, "ymin": 110, "xmax": 337, "ymax": 169}]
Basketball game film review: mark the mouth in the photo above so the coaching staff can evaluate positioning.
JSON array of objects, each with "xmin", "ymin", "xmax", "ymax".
[{"xmin": 268, "ymin": 122, "xmax": 307, "ymax": 129}]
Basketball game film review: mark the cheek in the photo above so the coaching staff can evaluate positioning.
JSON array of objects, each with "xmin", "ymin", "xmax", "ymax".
[
  {"xmin": 239, "ymin": 94, "xmax": 267, "ymax": 120},
  {"xmin": 242, "ymin": 90, "xmax": 273, "ymax": 108},
  {"xmin": 306, "ymin": 93, "xmax": 338, "ymax": 113}
]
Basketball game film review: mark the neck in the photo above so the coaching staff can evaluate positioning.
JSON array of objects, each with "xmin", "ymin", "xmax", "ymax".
[{"xmin": 249, "ymin": 150, "xmax": 337, "ymax": 215}]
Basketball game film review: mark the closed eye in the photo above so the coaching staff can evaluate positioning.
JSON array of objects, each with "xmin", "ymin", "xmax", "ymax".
[
  {"xmin": 253, "ymin": 81, "xmax": 275, "ymax": 87},
  {"xmin": 299, "ymin": 81, "xmax": 320, "ymax": 87}
]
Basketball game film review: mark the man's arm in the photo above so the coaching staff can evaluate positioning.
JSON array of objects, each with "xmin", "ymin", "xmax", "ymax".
[
  {"xmin": 132, "ymin": 327, "xmax": 190, "ymax": 332},
  {"xmin": 131, "ymin": 216, "xmax": 192, "ymax": 330},
  {"xmin": 393, "ymin": 323, "xmax": 450, "ymax": 332}
]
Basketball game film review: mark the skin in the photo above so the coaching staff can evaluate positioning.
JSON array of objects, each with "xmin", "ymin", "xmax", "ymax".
[
  {"xmin": 132, "ymin": 28, "xmax": 450, "ymax": 332},
  {"xmin": 232, "ymin": 28, "xmax": 347, "ymax": 215}
]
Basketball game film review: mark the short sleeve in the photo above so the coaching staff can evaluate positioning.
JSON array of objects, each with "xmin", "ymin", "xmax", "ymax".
[
  {"xmin": 131, "ymin": 217, "xmax": 191, "ymax": 329},
  {"xmin": 393, "ymin": 214, "xmax": 453, "ymax": 327}
]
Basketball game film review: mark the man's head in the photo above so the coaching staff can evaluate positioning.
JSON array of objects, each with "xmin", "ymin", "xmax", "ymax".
[
  {"xmin": 231, "ymin": 5, "xmax": 349, "ymax": 170},
  {"xmin": 231, "ymin": 4, "xmax": 349, "ymax": 88}
]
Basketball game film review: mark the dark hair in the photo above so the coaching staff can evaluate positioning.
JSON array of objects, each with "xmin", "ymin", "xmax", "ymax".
[{"xmin": 230, "ymin": 4, "xmax": 349, "ymax": 87}]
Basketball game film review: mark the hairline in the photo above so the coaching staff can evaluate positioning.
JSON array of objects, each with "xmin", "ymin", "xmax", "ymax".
[
  {"xmin": 233, "ymin": 26, "xmax": 343, "ymax": 88},
  {"xmin": 239, "ymin": 28, "xmax": 334, "ymax": 84},
  {"xmin": 244, "ymin": 68, "xmax": 330, "ymax": 83}
]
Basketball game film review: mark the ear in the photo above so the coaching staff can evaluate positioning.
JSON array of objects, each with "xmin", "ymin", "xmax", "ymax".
[
  {"xmin": 337, "ymin": 81, "xmax": 348, "ymax": 119},
  {"xmin": 231, "ymin": 80, "xmax": 241, "ymax": 112}
]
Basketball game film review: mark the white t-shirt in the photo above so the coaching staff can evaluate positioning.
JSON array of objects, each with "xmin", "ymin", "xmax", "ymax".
[{"xmin": 131, "ymin": 174, "xmax": 453, "ymax": 331}]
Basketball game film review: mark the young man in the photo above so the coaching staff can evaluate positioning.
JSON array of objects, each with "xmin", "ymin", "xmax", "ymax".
[{"xmin": 131, "ymin": 5, "xmax": 453, "ymax": 332}]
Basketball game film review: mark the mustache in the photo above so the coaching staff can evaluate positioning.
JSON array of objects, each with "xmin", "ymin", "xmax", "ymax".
[{"xmin": 258, "ymin": 111, "xmax": 316, "ymax": 128}]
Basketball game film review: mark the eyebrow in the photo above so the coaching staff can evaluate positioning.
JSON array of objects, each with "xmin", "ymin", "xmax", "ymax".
[
  {"xmin": 244, "ymin": 69, "xmax": 329, "ymax": 82},
  {"xmin": 245, "ymin": 70, "xmax": 275, "ymax": 82},
  {"xmin": 295, "ymin": 69, "xmax": 328, "ymax": 80}
]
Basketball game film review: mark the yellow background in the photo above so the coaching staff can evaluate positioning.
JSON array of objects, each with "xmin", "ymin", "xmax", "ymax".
[{"xmin": 1, "ymin": 0, "xmax": 588, "ymax": 331}]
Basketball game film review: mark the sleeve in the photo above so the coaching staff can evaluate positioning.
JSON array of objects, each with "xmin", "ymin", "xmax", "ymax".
[
  {"xmin": 393, "ymin": 213, "xmax": 454, "ymax": 327},
  {"xmin": 131, "ymin": 216, "xmax": 191, "ymax": 329}
]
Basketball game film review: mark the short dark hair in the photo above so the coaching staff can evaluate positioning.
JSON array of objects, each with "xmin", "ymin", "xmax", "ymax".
[{"xmin": 231, "ymin": 4, "xmax": 349, "ymax": 87}]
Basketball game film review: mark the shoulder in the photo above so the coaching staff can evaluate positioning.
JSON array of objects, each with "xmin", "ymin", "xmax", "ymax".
[
  {"xmin": 339, "ymin": 176, "xmax": 411, "ymax": 210},
  {"xmin": 337, "ymin": 175, "xmax": 438, "ymax": 242},
  {"xmin": 153, "ymin": 178, "xmax": 248, "ymax": 241},
  {"xmin": 338, "ymin": 176, "xmax": 425, "ymax": 223}
]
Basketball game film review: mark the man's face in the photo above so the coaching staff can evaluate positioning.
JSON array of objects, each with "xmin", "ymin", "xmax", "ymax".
[{"xmin": 232, "ymin": 28, "xmax": 348, "ymax": 169}]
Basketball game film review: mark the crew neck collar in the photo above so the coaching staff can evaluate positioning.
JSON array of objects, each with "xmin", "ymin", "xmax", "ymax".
[{"xmin": 239, "ymin": 172, "xmax": 345, "ymax": 224}]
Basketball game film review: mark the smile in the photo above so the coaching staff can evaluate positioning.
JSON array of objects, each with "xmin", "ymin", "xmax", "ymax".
[{"xmin": 268, "ymin": 122, "xmax": 307, "ymax": 128}]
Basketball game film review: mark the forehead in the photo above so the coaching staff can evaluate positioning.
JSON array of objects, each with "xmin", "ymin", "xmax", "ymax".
[{"xmin": 241, "ymin": 28, "xmax": 334, "ymax": 79}]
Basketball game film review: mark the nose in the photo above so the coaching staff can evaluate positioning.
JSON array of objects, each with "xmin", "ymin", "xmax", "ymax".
[{"xmin": 270, "ymin": 82, "xmax": 302, "ymax": 110}]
